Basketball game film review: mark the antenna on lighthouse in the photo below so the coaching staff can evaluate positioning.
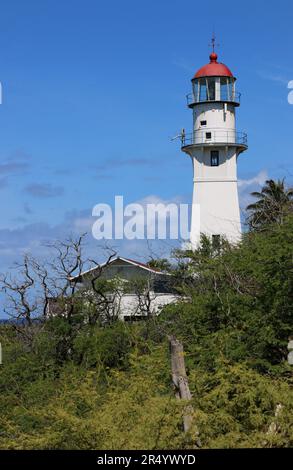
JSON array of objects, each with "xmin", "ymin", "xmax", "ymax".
[
  {"xmin": 171, "ymin": 129, "xmax": 185, "ymax": 145},
  {"xmin": 209, "ymin": 31, "xmax": 219, "ymax": 53}
]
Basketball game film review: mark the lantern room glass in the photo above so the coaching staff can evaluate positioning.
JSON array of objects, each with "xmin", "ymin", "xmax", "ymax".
[{"xmin": 193, "ymin": 77, "xmax": 235, "ymax": 102}]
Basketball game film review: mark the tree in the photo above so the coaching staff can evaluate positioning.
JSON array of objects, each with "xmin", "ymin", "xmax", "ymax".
[
  {"xmin": 0, "ymin": 235, "xmax": 118, "ymax": 357},
  {"xmin": 159, "ymin": 214, "xmax": 293, "ymax": 369},
  {"xmin": 147, "ymin": 258, "xmax": 172, "ymax": 272},
  {"xmin": 246, "ymin": 178, "xmax": 293, "ymax": 231}
]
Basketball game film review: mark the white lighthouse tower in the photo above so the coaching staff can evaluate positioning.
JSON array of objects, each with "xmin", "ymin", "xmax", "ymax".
[{"xmin": 182, "ymin": 42, "xmax": 248, "ymax": 248}]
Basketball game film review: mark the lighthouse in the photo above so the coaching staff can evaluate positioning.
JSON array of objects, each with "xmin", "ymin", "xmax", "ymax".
[{"xmin": 182, "ymin": 42, "xmax": 248, "ymax": 248}]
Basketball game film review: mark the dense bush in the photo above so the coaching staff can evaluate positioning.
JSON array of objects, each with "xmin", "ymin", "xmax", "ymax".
[
  {"xmin": 160, "ymin": 216, "xmax": 293, "ymax": 373},
  {"xmin": 0, "ymin": 214, "xmax": 292, "ymax": 449}
]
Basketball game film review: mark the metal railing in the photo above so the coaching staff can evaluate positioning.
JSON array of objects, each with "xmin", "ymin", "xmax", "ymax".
[
  {"xmin": 181, "ymin": 129, "xmax": 248, "ymax": 147},
  {"xmin": 186, "ymin": 90, "xmax": 241, "ymax": 106}
]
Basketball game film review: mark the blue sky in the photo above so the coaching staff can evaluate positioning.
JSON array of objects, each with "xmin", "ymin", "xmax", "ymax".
[{"xmin": 0, "ymin": 0, "xmax": 292, "ymax": 272}]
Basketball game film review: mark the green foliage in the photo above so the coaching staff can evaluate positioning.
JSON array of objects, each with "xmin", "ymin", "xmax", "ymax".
[
  {"xmin": 189, "ymin": 362, "xmax": 293, "ymax": 448},
  {"xmin": 0, "ymin": 207, "xmax": 292, "ymax": 449},
  {"xmin": 0, "ymin": 343, "xmax": 187, "ymax": 450},
  {"xmin": 1, "ymin": 331, "xmax": 292, "ymax": 449},
  {"xmin": 72, "ymin": 321, "xmax": 132, "ymax": 369},
  {"xmin": 161, "ymin": 215, "xmax": 293, "ymax": 371},
  {"xmin": 147, "ymin": 258, "xmax": 172, "ymax": 272},
  {"xmin": 246, "ymin": 178, "xmax": 293, "ymax": 231}
]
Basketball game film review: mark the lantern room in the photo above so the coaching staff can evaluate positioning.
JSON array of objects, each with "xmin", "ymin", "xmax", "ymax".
[{"xmin": 186, "ymin": 52, "xmax": 241, "ymax": 106}]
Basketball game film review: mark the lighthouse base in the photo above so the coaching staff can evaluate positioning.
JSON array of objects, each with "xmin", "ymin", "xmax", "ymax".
[{"xmin": 190, "ymin": 179, "xmax": 241, "ymax": 249}]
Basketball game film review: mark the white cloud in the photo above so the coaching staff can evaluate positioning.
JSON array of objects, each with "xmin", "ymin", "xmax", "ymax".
[
  {"xmin": 172, "ymin": 58, "xmax": 195, "ymax": 73},
  {"xmin": 257, "ymin": 71, "xmax": 289, "ymax": 85},
  {"xmin": 0, "ymin": 194, "xmax": 188, "ymax": 276},
  {"xmin": 24, "ymin": 183, "xmax": 64, "ymax": 198},
  {"xmin": 238, "ymin": 170, "xmax": 268, "ymax": 221},
  {"xmin": 238, "ymin": 170, "xmax": 268, "ymax": 189}
]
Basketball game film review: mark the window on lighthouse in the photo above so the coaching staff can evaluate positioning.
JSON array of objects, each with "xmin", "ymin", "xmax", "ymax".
[
  {"xmin": 220, "ymin": 77, "xmax": 234, "ymax": 101},
  {"xmin": 199, "ymin": 78, "xmax": 207, "ymax": 101},
  {"xmin": 212, "ymin": 234, "xmax": 221, "ymax": 250},
  {"xmin": 211, "ymin": 151, "xmax": 219, "ymax": 166},
  {"xmin": 207, "ymin": 78, "xmax": 216, "ymax": 100},
  {"xmin": 228, "ymin": 79, "xmax": 234, "ymax": 101},
  {"xmin": 220, "ymin": 77, "xmax": 228, "ymax": 100}
]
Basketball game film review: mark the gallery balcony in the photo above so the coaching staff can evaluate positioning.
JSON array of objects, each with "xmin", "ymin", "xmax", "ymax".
[
  {"xmin": 186, "ymin": 90, "xmax": 241, "ymax": 107},
  {"xmin": 181, "ymin": 129, "xmax": 248, "ymax": 150}
]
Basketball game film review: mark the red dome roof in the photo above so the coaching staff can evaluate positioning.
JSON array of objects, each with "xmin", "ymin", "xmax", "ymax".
[{"xmin": 193, "ymin": 52, "xmax": 234, "ymax": 79}]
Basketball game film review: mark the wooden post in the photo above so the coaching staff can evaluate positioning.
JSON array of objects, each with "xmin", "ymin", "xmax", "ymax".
[
  {"xmin": 287, "ymin": 338, "xmax": 293, "ymax": 365},
  {"xmin": 262, "ymin": 403, "xmax": 283, "ymax": 446},
  {"xmin": 168, "ymin": 335, "xmax": 200, "ymax": 446}
]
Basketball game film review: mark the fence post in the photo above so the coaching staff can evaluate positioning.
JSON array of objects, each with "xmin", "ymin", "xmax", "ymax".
[
  {"xmin": 168, "ymin": 335, "xmax": 201, "ymax": 446},
  {"xmin": 288, "ymin": 338, "xmax": 293, "ymax": 365}
]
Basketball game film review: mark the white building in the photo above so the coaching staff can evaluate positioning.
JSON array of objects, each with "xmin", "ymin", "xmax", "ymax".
[
  {"xmin": 181, "ymin": 49, "xmax": 248, "ymax": 248},
  {"xmin": 70, "ymin": 256, "xmax": 179, "ymax": 321}
]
